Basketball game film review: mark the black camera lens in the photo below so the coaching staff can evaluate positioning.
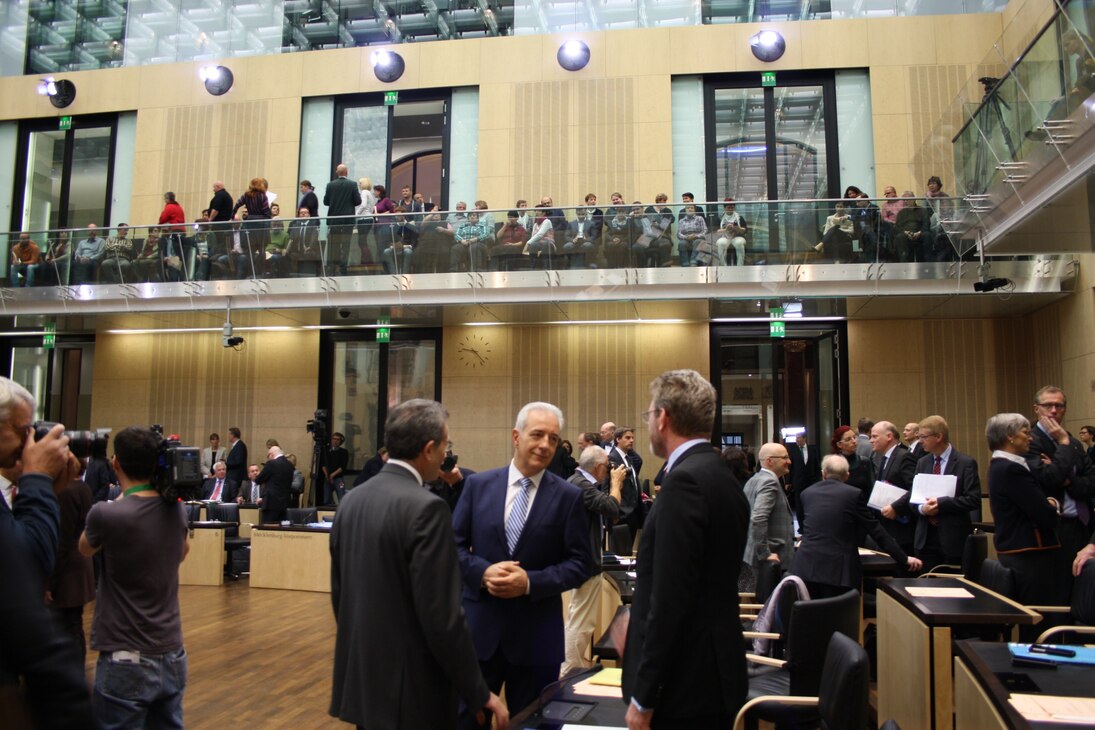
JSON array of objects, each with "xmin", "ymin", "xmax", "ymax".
[{"xmin": 33, "ymin": 421, "xmax": 110, "ymax": 460}]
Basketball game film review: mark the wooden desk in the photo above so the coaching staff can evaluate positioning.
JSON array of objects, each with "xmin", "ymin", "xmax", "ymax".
[
  {"xmin": 877, "ymin": 577, "xmax": 1039, "ymax": 730},
  {"xmin": 178, "ymin": 523, "xmax": 226, "ymax": 586},
  {"xmin": 250, "ymin": 525, "xmax": 331, "ymax": 593},
  {"xmin": 239, "ymin": 506, "xmax": 260, "ymax": 537},
  {"xmin": 954, "ymin": 639, "xmax": 1095, "ymax": 729}
]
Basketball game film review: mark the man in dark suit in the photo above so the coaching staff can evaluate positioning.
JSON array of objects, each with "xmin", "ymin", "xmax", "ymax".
[
  {"xmin": 790, "ymin": 454, "xmax": 921, "ymax": 598},
  {"xmin": 453, "ymin": 402, "xmax": 591, "ymax": 727},
  {"xmin": 608, "ymin": 426, "xmax": 644, "ymax": 543},
  {"xmin": 200, "ymin": 461, "xmax": 238, "ymax": 503},
  {"xmin": 224, "ymin": 427, "xmax": 247, "ymax": 486},
  {"xmin": 787, "ymin": 430, "xmax": 821, "ymax": 500},
  {"xmin": 329, "ymin": 399, "xmax": 507, "ymax": 729},
  {"xmin": 894, "ymin": 415, "xmax": 981, "ymax": 570},
  {"xmin": 323, "ymin": 163, "xmax": 362, "ymax": 276},
  {"xmin": 624, "ymin": 369, "xmax": 750, "ymax": 729},
  {"xmin": 872, "ymin": 420, "xmax": 918, "ymax": 554},
  {"xmin": 254, "ymin": 446, "xmax": 294, "ymax": 524},
  {"xmin": 1024, "ymin": 385, "xmax": 1095, "ymax": 585},
  {"xmin": 903, "ymin": 421, "xmax": 924, "ymax": 459}
]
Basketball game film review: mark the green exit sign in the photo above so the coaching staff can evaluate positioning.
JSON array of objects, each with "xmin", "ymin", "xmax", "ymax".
[
  {"xmin": 761, "ymin": 71, "xmax": 776, "ymax": 87},
  {"xmin": 770, "ymin": 321, "xmax": 785, "ymax": 338},
  {"xmin": 384, "ymin": 91, "xmax": 398, "ymax": 106},
  {"xmin": 58, "ymin": 116, "xmax": 72, "ymax": 130},
  {"xmin": 376, "ymin": 327, "xmax": 391, "ymax": 343},
  {"xmin": 43, "ymin": 322, "xmax": 56, "ymax": 349}
]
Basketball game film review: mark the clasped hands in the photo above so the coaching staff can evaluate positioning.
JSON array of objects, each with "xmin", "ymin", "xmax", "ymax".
[{"xmin": 482, "ymin": 560, "xmax": 528, "ymax": 598}]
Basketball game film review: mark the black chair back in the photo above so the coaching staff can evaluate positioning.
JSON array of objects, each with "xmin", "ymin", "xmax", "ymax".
[
  {"xmin": 287, "ymin": 507, "xmax": 317, "ymax": 525},
  {"xmin": 962, "ymin": 532, "xmax": 989, "ymax": 583},
  {"xmin": 818, "ymin": 632, "xmax": 870, "ymax": 729},
  {"xmin": 977, "ymin": 559, "xmax": 1016, "ymax": 599},
  {"xmin": 183, "ymin": 503, "xmax": 202, "ymax": 523},
  {"xmin": 208, "ymin": 502, "xmax": 241, "ymax": 537},
  {"xmin": 1072, "ymin": 561, "xmax": 1095, "ymax": 625},
  {"xmin": 610, "ymin": 524, "xmax": 633, "ymax": 556},
  {"xmin": 785, "ymin": 588, "xmax": 860, "ymax": 697},
  {"xmin": 753, "ymin": 559, "xmax": 782, "ymax": 606}
]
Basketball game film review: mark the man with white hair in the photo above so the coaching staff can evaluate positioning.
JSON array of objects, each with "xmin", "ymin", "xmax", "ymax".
[
  {"xmin": 790, "ymin": 454, "xmax": 921, "ymax": 597},
  {"xmin": 742, "ymin": 441, "xmax": 794, "ymax": 575},
  {"xmin": 561, "ymin": 446, "xmax": 624, "ymax": 676},
  {"xmin": 253, "ymin": 444, "xmax": 294, "ymax": 524},
  {"xmin": 453, "ymin": 402, "xmax": 591, "ymax": 728}
]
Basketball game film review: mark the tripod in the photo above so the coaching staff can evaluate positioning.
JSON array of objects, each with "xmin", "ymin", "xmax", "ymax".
[{"xmin": 970, "ymin": 79, "xmax": 1019, "ymax": 195}]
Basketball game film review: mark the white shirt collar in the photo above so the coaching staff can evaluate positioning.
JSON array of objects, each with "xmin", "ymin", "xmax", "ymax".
[
  {"xmin": 992, "ymin": 450, "xmax": 1029, "ymax": 469},
  {"xmin": 665, "ymin": 438, "xmax": 710, "ymax": 473},
  {"xmin": 387, "ymin": 459, "xmax": 423, "ymax": 486},
  {"xmin": 884, "ymin": 443, "xmax": 899, "ymax": 459},
  {"xmin": 508, "ymin": 460, "xmax": 545, "ymax": 489}
]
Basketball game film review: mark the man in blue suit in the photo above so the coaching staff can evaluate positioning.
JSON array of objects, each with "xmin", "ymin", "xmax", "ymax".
[{"xmin": 453, "ymin": 401, "xmax": 592, "ymax": 727}]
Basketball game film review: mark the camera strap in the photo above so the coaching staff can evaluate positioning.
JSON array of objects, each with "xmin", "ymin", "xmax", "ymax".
[{"xmin": 123, "ymin": 483, "xmax": 154, "ymax": 497}]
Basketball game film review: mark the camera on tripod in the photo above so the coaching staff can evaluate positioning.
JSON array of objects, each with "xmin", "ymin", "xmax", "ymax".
[
  {"xmin": 978, "ymin": 76, "xmax": 1002, "ymax": 97},
  {"xmin": 307, "ymin": 409, "xmax": 329, "ymax": 442},
  {"xmin": 33, "ymin": 421, "xmax": 110, "ymax": 460},
  {"xmin": 149, "ymin": 425, "xmax": 203, "ymax": 502}
]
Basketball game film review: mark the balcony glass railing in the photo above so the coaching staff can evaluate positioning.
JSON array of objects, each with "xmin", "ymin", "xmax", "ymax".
[{"xmin": 0, "ymin": 197, "xmax": 1041, "ymax": 288}]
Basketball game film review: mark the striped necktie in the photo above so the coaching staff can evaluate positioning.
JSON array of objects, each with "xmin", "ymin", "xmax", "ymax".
[{"xmin": 506, "ymin": 477, "xmax": 533, "ymax": 555}]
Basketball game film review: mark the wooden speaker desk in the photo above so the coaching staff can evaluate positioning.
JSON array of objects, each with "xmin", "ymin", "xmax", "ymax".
[
  {"xmin": 178, "ymin": 522, "xmax": 227, "ymax": 586},
  {"xmin": 249, "ymin": 524, "xmax": 331, "ymax": 593},
  {"xmin": 877, "ymin": 577, "xmax": 1039, "ymax": 730}
]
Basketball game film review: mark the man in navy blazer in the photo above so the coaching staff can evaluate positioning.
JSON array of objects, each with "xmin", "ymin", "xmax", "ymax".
[{"xmin": 453, "ymin": 402, "xmax": 591, "ymax": 727}]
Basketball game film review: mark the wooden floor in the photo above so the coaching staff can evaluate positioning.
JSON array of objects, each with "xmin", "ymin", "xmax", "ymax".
[{"xmin": 82, "ymin": 579, "xmax": 348, "ymax": 728}]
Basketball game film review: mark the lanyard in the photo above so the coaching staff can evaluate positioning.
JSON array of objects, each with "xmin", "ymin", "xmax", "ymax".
[{"xmin": 123, "ymin": 483, "xmax": 154, "ymax": 497}]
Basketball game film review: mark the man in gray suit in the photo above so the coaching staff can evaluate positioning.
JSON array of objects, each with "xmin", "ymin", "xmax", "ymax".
[
  {"xmin": 322, "ymin": 163, "xmax": 361, "ymax": 276},
  {"xmin": 561, "ymin": 446, "xmax": 623, "ymax": 676},
  {"xmin": 742, "ymin": 442, "xmax": 794, "ymax": 576},
  {"xmin": 329, "ymin": 399, "xmax": 508, "ymax": 729}
]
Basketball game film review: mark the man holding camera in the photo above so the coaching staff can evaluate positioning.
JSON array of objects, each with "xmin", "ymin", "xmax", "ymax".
[{"xmin": 79, "ymin": 426, "xmax": 190, "ymax": 728}]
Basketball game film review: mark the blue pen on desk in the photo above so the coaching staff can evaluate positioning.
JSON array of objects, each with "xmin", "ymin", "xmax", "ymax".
[{"xmin": 1030, "ymin": 644, "xmax": 1077, "ymax": 658}]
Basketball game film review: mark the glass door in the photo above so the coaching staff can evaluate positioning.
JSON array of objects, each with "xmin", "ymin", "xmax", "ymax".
[{"xmin": 706, "ymin": 73, "xmax": 839, "ymax": 257}]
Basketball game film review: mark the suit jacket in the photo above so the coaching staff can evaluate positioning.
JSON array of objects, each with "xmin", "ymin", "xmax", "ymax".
[
  {"xmin": 568, "ymin": 471, "xmax": 620, "ymax": 576},
  {"xmin": 897, "ymin": 448, "xmax": 981, "ymax": 559},
  {"xmin": 742, "ymin": 469, "xmax": 794, "ymax": 568},
  {"xmin": 622, "ymin": 442, "xmax": 749, "ymax": 721},
  {"xmin": 324, "ymin": 176, "xmax": 362, "ymax": 218},
  {"xmin": 201, "ymin": 477, "xmax": 239, "ymax": 503},
  {"xmin": 0, "ymin": 473, "xmax": 59, "ymax": 583},
  {"xmin": 566, "ymin": 216, "xmax": 604, "ymax": 247},
  {"xmin": 241, "ymin": 480, "xmax": 263, "ymax": 504},
  {"xmin": 452, "ymin": 466, "xmax": 591, "ymax": 667},
  {"xmin": 255, "ymin": 455, "xmax": 294, "ymax": 513},
  {"xmin": 1025, "ymin": 426, "xmax": 1095, "ymax": 510},
  {"xmin": 872, "ymin": 443, "xmax": 917, "ymax": 547},
  {"xmin": 790, "ymin": 479, "xmax": 907, "ymax": 590},
  {"xmin": 200, "ymin": 446, "xmax": 227, "ymax": 477},
  {"xmin": 988, "ymin": 457, "xmax": 1062, "ymax": 554},
  {"xmin": 47, "ymin": 479, "xmax": 95, "ymax": 608},
  {"xmin": 608, "ymin": 447, "xmax": 642, "ymax": 521},
  {"xmin": 225, "ymin": 439, "xmax": 248, "ymax": 485},
  {"xmin": 788, "ymin": 442, "xmax": 821, "ymax": 494},
  {"xmin": 330, "ymin": 463, "xmax": 488, "ymax": 728}
]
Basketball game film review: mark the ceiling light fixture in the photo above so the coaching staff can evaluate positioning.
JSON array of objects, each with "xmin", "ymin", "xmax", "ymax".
[
  {"xmin": 749, "ymin": 29, "xmax": 786, "ymax": 62},
  {"xmin": 199, "ymin": 65, "xmax": 234, "ymax": 96},
  {"xmin": 371, "ymin": 50, "xmax": 406, "ymax": 83},
  {"xmin": 557, "ymin": 40, "xmax": 591, "ymax": 72}
]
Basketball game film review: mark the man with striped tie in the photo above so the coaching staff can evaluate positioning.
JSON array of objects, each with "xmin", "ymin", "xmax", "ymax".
[{"xmin": 453, "ymin": 402, "xmax": 592, "ymax": 729}]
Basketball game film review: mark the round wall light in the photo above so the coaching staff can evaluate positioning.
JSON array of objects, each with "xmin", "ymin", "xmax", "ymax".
[
  {"xmin": 557, "ymin": 40, "xmax": 590, "ymax": 72},
  {"xmin": 200, "ymin": 65, "xmax": 234, "ymax": 96},
  {"xmin": 37, "ymin": 78, "xmax": 76, "ymax": 108},
  {"xmin": 371, "ymin": 50, "xmax": 406, "ymax": 83},
  {"xmin": 749, "ymin": 30, "xmax": 786, "ymax": 63}
]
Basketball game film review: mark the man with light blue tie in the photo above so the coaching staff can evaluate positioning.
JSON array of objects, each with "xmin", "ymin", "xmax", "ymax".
[{"xmin": 453, "ymin": 402, "xmax": 592, "ymax": 728}]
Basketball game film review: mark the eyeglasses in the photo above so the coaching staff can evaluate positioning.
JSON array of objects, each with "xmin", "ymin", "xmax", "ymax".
[
  {"xmin": 640, "ymin": 408, "xmax": 662, "ymax": 421},
  {"xmin": 1037, "ymin": 402, "xmax": 1066, "ymax": 410}
]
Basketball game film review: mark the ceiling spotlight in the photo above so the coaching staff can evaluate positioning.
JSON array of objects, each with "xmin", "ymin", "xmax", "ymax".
[
  {"xmin": 749, "ymin": 29, "xmax": 786, "ymax": 62},
  {"xmin": 557, "ymin": 40, "xmax": 590, "ymax": 72},
  {"xmin": 37, "ymin": 77, "xmax": 76, "ymax": 108},
  {"xmin": 199, "ymin": 65, "xmax": 234, "ymax": 96},
  {"xmin": 371, "ymin": 50, "xmax": 405, "ymax": 83}
]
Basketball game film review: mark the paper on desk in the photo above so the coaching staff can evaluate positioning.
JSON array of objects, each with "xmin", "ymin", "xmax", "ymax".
[
  {"xmin": 589, "ymin": 667, "xmax": 622, "ymax": 686},
  {"xmin": 905, "ymin": 586, "xmax": 974, "ymax": 599},
  {"xmin": 572, "ymin": 676, "xmax": 624, "ymax": 699},
  {"xmin": 1009, "ymin": 694, "xmax": 1095, "ymax": 725},
  {"xmin": 868, "ymin": 481, "xmax": 908, "ymax": 510},
  {"xmin": 910, "ymin": 473, "xmax": 956, "ymax": 504}
]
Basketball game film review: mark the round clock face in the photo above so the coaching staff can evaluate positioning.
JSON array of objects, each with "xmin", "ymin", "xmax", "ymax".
[{"xmin": 456, "ymin": 333, "xmax": 492, "ymax": 368}]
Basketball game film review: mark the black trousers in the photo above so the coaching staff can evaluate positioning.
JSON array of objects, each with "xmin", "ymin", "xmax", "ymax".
[
  {"xmin": 457, "ymin": 648, "xmax": 556, "ymax": 730},
  {"xmin": 1000, "ymin": 548, "xmax": 1067, "ymax": 642}
]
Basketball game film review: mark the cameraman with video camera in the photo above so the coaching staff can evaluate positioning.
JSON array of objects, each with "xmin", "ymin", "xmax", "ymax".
[{"xmin": 79, "ymin": 426, "xmax": 190, "ymax": 728}]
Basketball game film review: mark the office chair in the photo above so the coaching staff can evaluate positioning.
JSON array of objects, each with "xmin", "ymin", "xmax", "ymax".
[
  {"xmin": 286, "ymin": 507, "xmax": 318, "ymax": 525},
  {"xmin": 610, "ymin": 524, "xmax": 634, "ymax": 556},
  {"xmin": 592, "ymin": 604, "xmax": 631, "ymax": 663},
  {"xmin": 1035, "ymin": 560, "xmax": 1095, "ymax": 644},
  {"xmin": 734, "ymin": 632, "xmax": 870, "ymax": 730},
  {"xmin": 183, "ymin": 503, "xmax": 202, "ymax": 524},
  {"xmin": 920, "ymin": 532, "xmax": 989, "ymax": 580},
  {"xmin": 208, "ymin": 502, "xmax": 250, "ymax": 579}
]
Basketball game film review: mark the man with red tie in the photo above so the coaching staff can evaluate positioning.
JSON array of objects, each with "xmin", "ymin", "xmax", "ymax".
[{"xmin": 200, "ymin": 461, "xmax": 238, "ymax": 503}]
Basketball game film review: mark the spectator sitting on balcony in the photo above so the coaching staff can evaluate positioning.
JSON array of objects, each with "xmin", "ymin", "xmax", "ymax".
[
  {"xmin": 473, "ymin": 200, "xmax": 496, "ymax": 245},
  {"xmin": 43, "ymin": 230, "xmax": 70, "ymax": 285},
  {"xmin": 603, "ymin": 206, "xmax": 629, "ymax": 268},
  {"xmin": 852, "ymin": 192, "xmax": 882, "ymax": 262},
  {"xmin": 677, "ymin": 204, "xmax": 708, "ymax": 266},
  {"xmin": 266, "ymin": 213, "xmax": 290, "ymax": 278},
  {"xmin": 515, "ymin": 199, "xmax": 531, "ymax": 234},
  {"xmin": 715, "ymin": 198, "xmax": 747, "ymax": 267},
  {"xmin": 412, "ymin": 205, "xmax": 451, "ymax": 274},
  {"xmin": 879, "ymin": 186, "xmax": 903, "ymax": 252},
  {"xmin": 564, "ymin": 195, "xmax": 603, "ymax": 269},
  {"xmin": 286, "ymin": 207, "xmax": 320, "ymax": 277},
  {"xmin": 893, "ymin": 191, "xmax": 929, "ymax": 262},
  {"xmin": 193, "ymin": 214, "xmax": 211, "ymax": 281},
  {"xmin": 73, "ymin": 223, "xmax": 105, "ymax": 283},
  {"xmin": 438, "ymin": 200, "xmax": 468, "ymax": 241},
  {"xmin": 924, "ymin": 176, "xmax": 956, "ymax": 262},
  {"xmin": 645, "ymin": 194, "xmax": 676, "ymax": 268},
  {"xmin": 493, "ymin": 210, "xmax": 527, "ymax": 270},
  {"xmin": 816, "ymin": 201, "xmax": 855, "ymax": 263},
  {"xmin": 450, "ymin": 210, "xmax": 491, "ymax": 272},
  {"xmin": 136, "ymin": 229, "xmax": 162, "ymax": 282},
  {"xmin": 100, "ymin": 224, "xmax": 133, "ymax": 284},
  {"xmin": 380, "ymin": 206, "xmax": 414, "ymax": 274},
  {"xmin": 526, "ymin": 204, "xmax": 556, "ymax": 268},
  {"xmin": 10, "ymin": 231, "xmax": 41, "ymax": 287}
]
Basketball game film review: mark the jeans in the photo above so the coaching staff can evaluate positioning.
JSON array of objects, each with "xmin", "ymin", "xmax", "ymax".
[{"xmin": 94, "ymin": 647, "xmax": 187, "ymax": 729}]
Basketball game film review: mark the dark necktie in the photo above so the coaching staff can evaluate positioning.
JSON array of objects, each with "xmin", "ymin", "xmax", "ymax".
[
  {"xmin": 929, "ymin": 457, "xmax": 942, "ymax": 526},
  {"xmin": 880, "ymin": 455, "xmax": 889, "ymax": 479}
]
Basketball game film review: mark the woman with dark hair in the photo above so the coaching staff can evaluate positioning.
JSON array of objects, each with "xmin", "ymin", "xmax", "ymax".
[
  {"xmin": 372, "ymin": 184, "xmax": 396, "ymax": 257},
  {"xmin": 816, "ymin": 201, "xmax": 855, "ymax": 263},
  {"xmin": 720, "ymin": 446, "xmax": 752, "ymax": 485},
  {"xmin": 232, "ymin": 178, "xmax": 272, "ymax": 278},
  {"xmin": 831, "ymin": 424, "xmax": 875, "ymax": 502}
]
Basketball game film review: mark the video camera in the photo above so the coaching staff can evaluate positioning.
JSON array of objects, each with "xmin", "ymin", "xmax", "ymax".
[
  {"xmin": 33, "ymin": 421, "xmax": 110, "ymax": 460},
  {"xmin": 979, "ymin": 76, "xmax": 1002, "ymax": 97},
  {"xmin": 307, "ymin": 409, "xmax": 329, "ymax": 442},
  {"xmin": 149, "ymin": 425, "xmax": 203, "ymax": 502}
]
